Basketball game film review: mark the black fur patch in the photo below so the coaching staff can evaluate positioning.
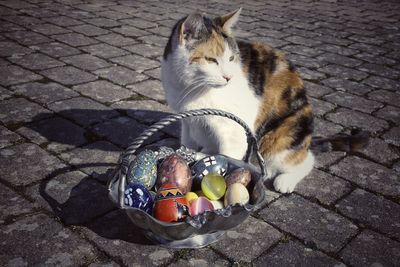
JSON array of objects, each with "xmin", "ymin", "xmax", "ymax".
[
  {"xmin": 238, "ymin": 41, "xmax": 278, "ymax": 96},
  {"xmin": 290, "ymin": 114, "xmax": 314, "ymax": 149}
]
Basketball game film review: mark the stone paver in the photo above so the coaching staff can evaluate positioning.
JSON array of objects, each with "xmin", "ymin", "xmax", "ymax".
[
  {"xmin": 0, "ymin": 183, "xmax": 35, "ymax": 224},
  {"xmin": 0, "ymin": 98, "xmax": 53, "ymax": 127},
  {"xmin": 16, "ymin": 116, "xmax": 87, "ymax": 153},
  {"xmin": 0, "ymin": 65, "xmax": 42, "ymax": 86},
  {"xmin": 0, "ymin": 143, "xmax": 66, "ymax": 186},
  {"xmin": 295, "ymin": 169, "xmax": 352, "ymax": 205},
  {"xmin": 94, "ymin": 66, "xmax": 147, "ymax": 86},
  {"xmin": 40, "ymin": 66, "xmax": 97, "ymax": 86},
  {"xmin": 82, "ymin": 210, "xmax": 174, "ymax": 266},
  {"xmin": 60, "ymin": 54, "xmax": 112, "ymax": 71},
  {"xmin": 211, "ymin": 216, "xmax": 282, "ymax": 262},
  {"xmin": 0, "ymin": 0, "xmax": 399, "ymax": 265},
  {"xmin": 11, "ymin": 82, "xmax": 79, "ymax": 105},
  {"xmin": 339, "ymin": 230, "xmax": 400, "ymax": 267},
  {"xmin": 330, "ymin": 156, "xmax": 400, "ymax": 197},
  {"xmin": 259, "ymin": 194, "xmax": 358, "ymax": 253},
  {"xmin": 73, "ymin": 80, "xmax": 134, "ymax": 103},
  {"xmin": 0, "ymin": 213, "xmax": 101, "ymax": 266},
  {"xmin": 8, "ymin": 53, "xmax": 65, "ymax": 70},
  {"xmin": 0, "ymin": 125, "xmax": 23, "ymax": 149},
  {"xmin": 59, "ymin": 141, "xmax": 120, "ymax": 180},
  {"xmin": 47, "ymin": 97, "xmax": 119, "ymax": 126},
  {"xmin": 254, "ymin": 240, "xmax": 344, "ymax": 267},
  {"xmin": 336, "ymin": 189, "xmax": 400, "ymax": 239}
]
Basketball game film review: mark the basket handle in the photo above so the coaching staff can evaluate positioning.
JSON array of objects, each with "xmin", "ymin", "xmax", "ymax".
[{"xmin": 114, "ymin": 108, "xmax": 266, "ymax": 208}]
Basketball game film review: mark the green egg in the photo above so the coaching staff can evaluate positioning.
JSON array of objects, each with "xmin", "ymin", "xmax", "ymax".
[{"xmin": 201, "ymin": 173, "xmax": 227, "ymax": 200}]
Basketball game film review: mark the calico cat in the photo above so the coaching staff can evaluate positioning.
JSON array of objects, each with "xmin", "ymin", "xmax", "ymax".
[{"xmin": 161, "ymin": 9, "xmax": 368, "ymax": 193}]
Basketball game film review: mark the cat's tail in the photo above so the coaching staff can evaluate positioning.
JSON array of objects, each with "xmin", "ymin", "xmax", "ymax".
[{"xmin": 310, "ymin": 128, "xmax": 369, "ymax": 154}]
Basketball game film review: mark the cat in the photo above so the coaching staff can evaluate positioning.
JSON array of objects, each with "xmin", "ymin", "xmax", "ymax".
[{"xmin": 161, "ymin": 8, "xmax": 368, "ymax": 193}]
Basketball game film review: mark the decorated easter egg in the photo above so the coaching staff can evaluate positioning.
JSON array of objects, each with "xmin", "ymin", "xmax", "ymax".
[
  {"xmin": 124, "ymin": 183, "xmax": 154, "ymax": 214},
  {"xmin": 224, "ymin": 183, "xmax": 250, "ymax": 207},
  {"xmin": 157, "ymin": 154, "xmax": 192, "ymax": 194},
  {"xmin": 210, "ymin": 200, "xmax": 224, "ymax": 210},
  {"xmin": 190, "ymin": 197, "xmax": 214, "ymax": 216},
  {"xmin": 185, "ymin": 192, "xmax": 198, "ymax": 204},
  {"xmin": 153, "ymin": 183, "xmax": 190, "ymax": 222},
  {"xmin": 127, "ymin": 150, "xmax": 157, "ymax": 189},
  {"xmin": 191, "ymin": 155, "xmax": 228, "ymax": 188},
  {"xmin": 225, "ymin": 168, "xmax": 251, "ymax": 187},
  {"xmin": 201, "ymin": 173, "xmax": 227, "ymax": 200}
]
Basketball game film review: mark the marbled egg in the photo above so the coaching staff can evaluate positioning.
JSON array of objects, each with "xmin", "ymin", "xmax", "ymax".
[
  {"xmin": 157, "ymin": 154, "xmax": 192, "ymax": 194},
  {"xmin": 153, "ymin": 183, "xmax": 190, "ymax": 222},
  {"xmin": 191, "ymin": 155, "xmax": 228, "ymax": 188},
  {"xmin": 201, "ymin": 173, "xmax": 226, "ymax": 200},
  {"xmin": 225, "ymin": 168, "xmax": 251, "ymax": 187},
  {"xmin": 124, "ymin": 183, "xmax": 154, "ymax": 214},
  {"xmin": 224, "ymin": 183, "xmax": 250, "ymax": 207},
  {"xmin": 190, "ymin": 197, "xmax": 214, "ymax": 216},
  {"xmin": 127, "ymin": 150, "xmax": 157, "ymax": 189}
]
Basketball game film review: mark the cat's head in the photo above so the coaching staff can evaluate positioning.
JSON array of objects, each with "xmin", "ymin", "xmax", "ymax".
[{"xmin": 163, "ymin": 9, "xmax": 242, "ymax": 88}]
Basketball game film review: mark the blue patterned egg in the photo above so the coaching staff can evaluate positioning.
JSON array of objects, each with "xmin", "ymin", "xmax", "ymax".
[
  {"xmin": 124, "ymin": 183, "xmax": 154, "ymax": 214},
  {"xmin": 191, "ymin": 155, "xmax": 228, "ymax": 189},
  {"xmin": 127, "ymin": 150, "xmax": 157, "ymax": 189}
]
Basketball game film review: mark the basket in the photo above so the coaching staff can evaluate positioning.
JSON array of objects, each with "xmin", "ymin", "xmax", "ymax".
[{"xmin": 107, "ymin": 109, "xmax": 267, "ymax": 248}]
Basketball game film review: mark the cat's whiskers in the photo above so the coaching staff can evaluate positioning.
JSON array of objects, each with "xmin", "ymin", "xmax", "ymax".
[{"xmin": 176, "ymin": 79, "xmax": 208, "ymax": 105}]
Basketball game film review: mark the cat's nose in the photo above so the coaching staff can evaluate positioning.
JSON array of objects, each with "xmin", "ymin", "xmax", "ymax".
[{"xmin": 223, "ymin": 75, "xmax": 232, "ymax": 82}]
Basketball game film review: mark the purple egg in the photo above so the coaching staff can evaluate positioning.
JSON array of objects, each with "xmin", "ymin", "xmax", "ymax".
[
  {"xmin": 190, "ymin": 196, "xmax": 214, "ymax": 216},
  {"xmin": 157, "ymin": 154, "xmax": 192, "ymax": 194}
]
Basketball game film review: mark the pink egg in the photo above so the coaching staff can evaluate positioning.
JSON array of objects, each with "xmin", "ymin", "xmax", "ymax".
[{"xmin": 190, "ymin": 197, "xmax": 214, "ymax": 216}]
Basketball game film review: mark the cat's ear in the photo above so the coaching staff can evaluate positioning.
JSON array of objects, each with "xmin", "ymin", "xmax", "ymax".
[
  {"xmin": 217, "ymin": 8, "xmax": 241, "ymax": 34},
  {"xmin": 179, "ymin": 13, "xmax": 210, "ymax": 45}
]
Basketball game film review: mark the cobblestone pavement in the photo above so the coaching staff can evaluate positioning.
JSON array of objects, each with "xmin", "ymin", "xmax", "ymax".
[{"xmin": 0, "ymin": 0, "xmax": 399, "ymax": 266}]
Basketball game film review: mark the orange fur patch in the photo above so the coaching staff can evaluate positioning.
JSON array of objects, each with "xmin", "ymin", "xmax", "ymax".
[{"xmin": 189, "ymin": 31, "xmax": 225, "ymax": 64}]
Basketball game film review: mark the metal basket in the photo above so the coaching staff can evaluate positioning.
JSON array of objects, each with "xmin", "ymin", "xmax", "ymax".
[{"xmin": 107, "ymin": 109, "xmax": 267, "ymax": 248}]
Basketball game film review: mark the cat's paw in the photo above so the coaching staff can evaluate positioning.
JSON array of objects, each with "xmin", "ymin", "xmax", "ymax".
[{"xmin": 273, "ymin": 173, "xmax": 298, "ymax": 193}]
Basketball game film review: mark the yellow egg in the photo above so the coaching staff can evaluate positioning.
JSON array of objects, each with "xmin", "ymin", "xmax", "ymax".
[
  {"xmin": 201, "ymin": 173, "xmax": 226, "ymax": 200},
  {"xmin": 185, "ymin": 192, "xmax": 198, "ymax": 204},
  {"xmin": 224, "ymin": 183, "xmax": 249, "ymax": 207}
]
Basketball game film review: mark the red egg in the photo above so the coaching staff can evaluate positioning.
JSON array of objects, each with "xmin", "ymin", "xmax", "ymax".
[
  {"xmin": 157, "ymin": 154, "xmax": 192, "ymax": 194},
  {"xmin": 190, "ymin": 197, "xmax": 214, "ymax": 216},
  {"xmin": 153, "ymin": 183, "xmax": 191, "ymax": 222}
]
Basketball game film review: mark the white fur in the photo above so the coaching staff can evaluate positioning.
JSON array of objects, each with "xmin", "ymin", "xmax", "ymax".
[{"xmin": 161, "ymin": 27, "xmax": 313, "ymax": 193}]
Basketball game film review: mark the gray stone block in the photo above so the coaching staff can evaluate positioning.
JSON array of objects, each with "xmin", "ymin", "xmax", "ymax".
[
  {"xmin": 296, "ymin": 169, "xmax": 352, "ymax": 205},
  {"xmin": 127, "ymin": 80, "xmax": 166, "ymax": 102},
  {"xmin": 259, "ymin": 194, "xmax": 358, "ymax": 252},
  {"xmin": 0, "ymin": 183, "xmax": 35, "ymax": 224},
  {"xmin": 41, "ymin": 66, "xmax": 97, "ymax": 85},
  {"xmin": 110, "ymin": 54, "xmax": 160, "ymax": 73},
  {"xmin": 0, "ymin": 125, "xmax": 23, "ymax": 149},
  {"xmin": 81, "ymin": 43, "xmax": 129, "ymax": 58},
  {"xmin": 47, "ymin": 97, "xmax": 119, "ymax": 126},
  {"xmin": 0, "ymin": 143, "xmax": 66, "ymax": 186},
  {"xmin": 382, "ymin": 126, "xmax": 400, "ymax": 146},
  {"xmin": 11, "ymin": 82, "xmax": 79, "ymax": 105},
  {"xmin": 330, "ymin": 156, "xmax": 400, "ymax": 197},
  {"xmin": 336, "ymin": 189, "xmax": 400, "ymax": 239},
  {"xmin": 0, "ymin": 65, "xmax": 42, "ymax": 86},
  {"xmin": 340, "ymin": 230, "xmax": 400, "ymax": 266},
  {"xmin": 254, "ymin": 240, "xmax": 344, "ymax": 267},
  {"xmin": 211, "ymin": 216, "xmax": 282, "ymax": 262},
  {"xmin": 95, "ymin": 66, "xmax": 147, "ymax": 86},
  {"xmin": 0, "ymin": 98, "xmax": 52, "ymax": 127},
  {"xmin": 323, "ymin": 91, "xmax": 383, "ymax": 113},
  {"xmin": 34, "ymin": 42, "xmax": 81, "ymax": 58},
  {"xmin": 73, "ymin": 80, "xmax": 133, "ymax": 103},
  {"xmin": 0, "ymin": 214, "xmax": 99, "ymax": 266},
  {"xmin": 9, "ymin": 53, "xmax": 65, "ymax": 70}
]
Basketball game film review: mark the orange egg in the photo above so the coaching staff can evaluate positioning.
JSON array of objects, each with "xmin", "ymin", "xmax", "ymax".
[{"xmin": 153, "ymin": 183, "xmax": 190, "ymax": 222}]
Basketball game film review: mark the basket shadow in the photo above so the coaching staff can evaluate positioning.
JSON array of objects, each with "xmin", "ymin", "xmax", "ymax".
[
  {"xmin": 39, "ymin": 164, "xmax": 153, "ymax": 245},
  {"xmin": 29, "ymin": 109, "xmax": 180, "ymax": 152}
]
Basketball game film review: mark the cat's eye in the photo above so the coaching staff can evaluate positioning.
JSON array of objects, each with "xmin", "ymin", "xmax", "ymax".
[
  {"xmin": 229, "ymin": 55, "xmax": 234, "ymax": 61},
  {"xmin": 205, "ymin": 57, "xmax": 218, "ymax": 65}
]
